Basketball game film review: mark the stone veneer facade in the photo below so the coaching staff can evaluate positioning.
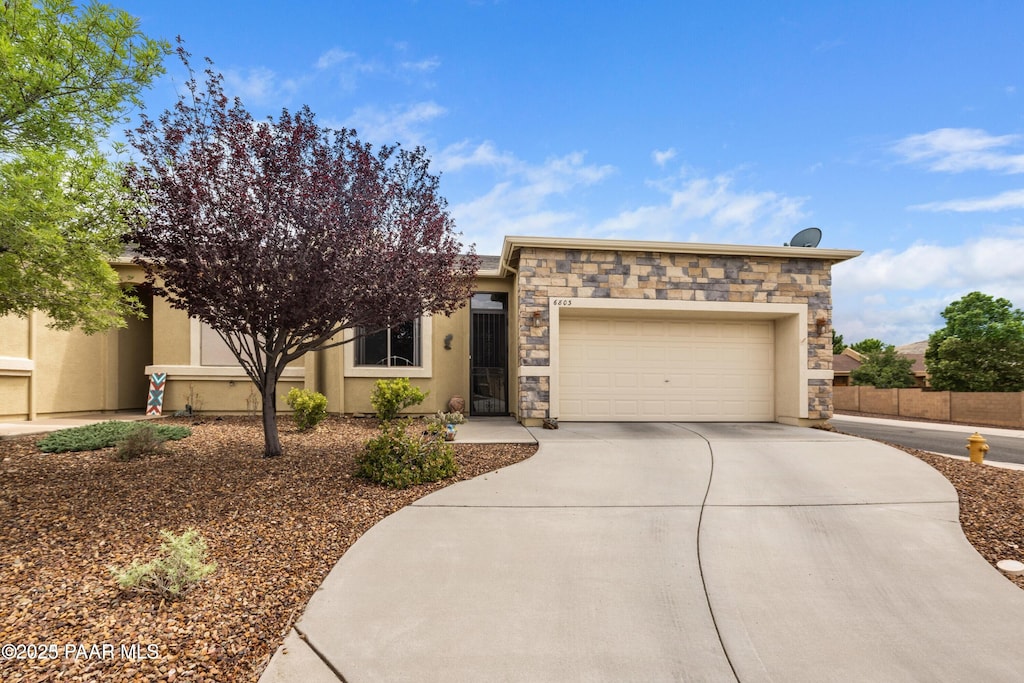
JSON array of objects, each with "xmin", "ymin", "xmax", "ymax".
[{"xmin": 513, "ymin": 247, "xmax": 837, "ymax": 423}]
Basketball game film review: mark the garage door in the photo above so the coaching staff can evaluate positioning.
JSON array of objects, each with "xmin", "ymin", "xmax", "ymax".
[{"xmin": 559, "ymin": 316, "xmax": 774, "ymax": 421}]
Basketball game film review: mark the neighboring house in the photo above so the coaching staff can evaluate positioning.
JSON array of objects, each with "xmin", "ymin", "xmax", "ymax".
[
  {"xmin": 832, "ymin": 348, "xmax": 863, "ymax": 387},
  {"xmin": 832, "ymin": 344, "xmax": 929, "ymax": 388},
  {"xmin": 895, "ymin": 340, "xmax": 930, "ymax": 387},
  {"xmin": 0, "ymin": 235, "xmax": 860, "ymax": 426}
]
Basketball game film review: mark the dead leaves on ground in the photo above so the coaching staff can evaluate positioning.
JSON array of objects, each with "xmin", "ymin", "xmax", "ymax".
[{"xmin": 0, "ymin": 416, "xmax": 536, "ymax": 682}]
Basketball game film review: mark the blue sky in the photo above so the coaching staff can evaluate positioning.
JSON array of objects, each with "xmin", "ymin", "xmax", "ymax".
[{"xmin": 116, "ymin": 1, "xmax": 1024, "ymax": 346}]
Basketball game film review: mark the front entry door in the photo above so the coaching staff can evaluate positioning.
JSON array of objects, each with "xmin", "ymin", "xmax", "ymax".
[{"xmin": 470, "ymin": 292, "xmax": 508, "ymax": 416}]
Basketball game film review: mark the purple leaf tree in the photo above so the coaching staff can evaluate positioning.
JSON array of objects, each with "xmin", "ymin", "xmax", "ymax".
[{"xmin": 126, "ymin": 47, "xmax": 477, "ymax": 457}]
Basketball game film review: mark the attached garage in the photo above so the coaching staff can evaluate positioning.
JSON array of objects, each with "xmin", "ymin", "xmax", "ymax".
[
  {"xmin": 502, "ymin": 236, "xmax": 861, "ymax": 426},
  {"xmin": 559, "ymin": 314, "xmax": 774, "ymax": 421}
]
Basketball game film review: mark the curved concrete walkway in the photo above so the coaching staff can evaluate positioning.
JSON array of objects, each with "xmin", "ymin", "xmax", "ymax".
[{"xmin": 261, "ymin": 422, "xmax": 1024, "ymax": 682}]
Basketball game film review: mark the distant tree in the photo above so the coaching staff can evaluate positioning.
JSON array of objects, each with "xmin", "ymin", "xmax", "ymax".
[
  {"xmin": 832, "ymin": 331, "xmax": 847, "ymax": 355},
  {"xmin": 0, "ymin": 0, "xmax": 168, "ymax": 331},
  {"xmin": 850, "ymin": 345, "xmax": 916, "ymax": 388},
  {"xmin": 849, "ymin": 338, "xmax": 884, "ymax": 354},
  {"xmin": 126, "ymin": 48, "xmax": 478, "ymax": 457},
  {"xmin": 925, "ymin": 291, "xmax": 1024, "ymax": 392}
]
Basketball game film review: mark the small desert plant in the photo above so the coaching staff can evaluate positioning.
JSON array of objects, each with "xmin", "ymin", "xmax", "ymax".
[
  {"xmin": 38, "ymin": 421, "xmax": 192, "ymax": 453},
  {"xmin": 285, "ymin": 388, "xmax": 328, "ymax": 431},
  {"xmin": 174, "ymin": 383, "xmax": 204, "ymax": 417},
  {"xmin": 370, "ymin": 378, "xmax": 428, "ymax": 422},
  {"xmin": 425, "ymin": 410, "xmax": 466, "ymax": 441},
  {"xmin": 356, "ymin": 420, "xmax": 457, "ymax": 489},
  {"xmin": 245, "ymin": 386, "xmax": 261, "ymax": 417},
  {"xmin": 109, "ymin": 528, "xmax": 217, "ymax": 598},
  {"xmin": 115, "ymin": 424, "xmax": 169, "ymax": 460},
  {"xmin": 426, "ymin": 410, "xmax": 466, "ymax": 429}
]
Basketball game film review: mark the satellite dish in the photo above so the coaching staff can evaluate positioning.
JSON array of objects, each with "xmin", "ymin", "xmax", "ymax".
[{"xmin": 785, "ymin": 227, "xmax": 822, "ymax": 248}]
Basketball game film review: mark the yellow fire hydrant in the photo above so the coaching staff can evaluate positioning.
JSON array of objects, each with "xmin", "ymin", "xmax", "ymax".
[{"xmin": 966, "ymin": 432, "xmax": 989, "ymax": 464}]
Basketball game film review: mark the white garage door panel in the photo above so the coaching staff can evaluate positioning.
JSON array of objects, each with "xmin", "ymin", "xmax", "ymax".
[{"xmin": 560, "ymin": 317, "xmax": 774, "ymax": 421}]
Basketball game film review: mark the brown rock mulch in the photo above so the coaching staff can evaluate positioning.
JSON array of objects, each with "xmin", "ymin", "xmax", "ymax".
[{"xmin": 0, "ymin": 416, "xmax": 537, "ymax": 682}]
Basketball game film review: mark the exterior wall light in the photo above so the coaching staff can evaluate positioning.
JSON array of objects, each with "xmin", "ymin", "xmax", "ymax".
[{"xmin": 815, "ymin": 313, "xmax": 828, "ymax": 334}]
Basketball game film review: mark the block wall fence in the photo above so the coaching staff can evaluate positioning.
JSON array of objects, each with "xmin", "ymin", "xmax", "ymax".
[{"xmin": 834, "ymin": 386, "xmax": 1024, "ymax": 429}]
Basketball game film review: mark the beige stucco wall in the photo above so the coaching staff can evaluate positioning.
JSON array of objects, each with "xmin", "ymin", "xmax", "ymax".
[
  {"xmin": 144, "ymin": 275, "xmax": 511, "ymax": 418},
  {"xmin": 0, "ymin": 314, "xmax": 29, "ymax": 357},
  {"xmin": 153, "ymin": 295, "xmax": 191, "ymax": 366},
  {"xmin": 159, "ymin": 377, "xmax": 302, "ymax": 415},
  {"xmin": 336, "ymin": 275, "xmax": 510, "ymax": 417},
  {"xmin": 0, "ymin": 264, "xmax": 153, "ymax": 420},
  {"xmin": 0, "ymin": 314, "xmax": 32, "ymax": 418},
  {"xmin": 147, "ymin": 278, "xmax": 304, "ymax": 414},
  {"xmin": 0, "ymin": 376, "xmax": 30, "ymax": 418}
]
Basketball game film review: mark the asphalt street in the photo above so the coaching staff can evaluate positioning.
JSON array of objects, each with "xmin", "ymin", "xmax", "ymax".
[{"xmin": 830, "ymin": 415, "xmax": 1024, "ymax": 466}]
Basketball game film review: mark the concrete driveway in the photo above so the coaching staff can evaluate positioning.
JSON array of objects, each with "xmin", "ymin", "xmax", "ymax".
[{"xmin": 261, "ymin": 422, "xmax": 1024, "ymax": 682}]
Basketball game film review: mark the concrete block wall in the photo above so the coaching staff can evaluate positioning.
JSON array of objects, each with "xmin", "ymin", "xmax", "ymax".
[
  {"xmin": 834, "ymin": 386, "xmax": 1024, "ymax": 428},
  {"xmin": 952, "ymin": 392, "xmax": 1024, "ymax": 428},
  {"xmin": 899, "ymin": 389, "xmax": 950, "ymax": 422},
  {"xmin": 860, "ymin": 388, "xmax": 899, "ymax": 416},
  {"xmin": 833, "ymin": 385, "xmax": 860, "ymax": 412}
]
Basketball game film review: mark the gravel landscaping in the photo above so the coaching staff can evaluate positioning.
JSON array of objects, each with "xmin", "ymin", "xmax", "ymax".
[
  {"xmin": 0, "ymin": 416, "xmax": 536, "ymax": 682},
  {"xmin": 2, "ymin": 417, "xmax": 1022, "ymax": 681}
]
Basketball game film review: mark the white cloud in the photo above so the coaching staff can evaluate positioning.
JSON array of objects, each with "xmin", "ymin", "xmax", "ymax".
[
  {"xmin": 312, "ymin": 47, "xmax": 382, "ymax": 91},
  {"xmin": 314, "ymin": 46, "xmax": 435, "ymax": 90},
  {"xmin": 436, "ymin": 140, "xmax": 519, "ymax": 173},
  {"xmin": 652, "ymin": 148, "xmax": 677, "ymax": 167},
  {"xmin": 316, "ymin": 48, "xmax": 356, "ymax": 70},
  {"xmin": 223, "ymin": 67, "xmax": 279, "ymax": 104},
  {"xmin": 832, "ymin": 235, "xmax": 1024, "ymax": 344},
  {"xmin": 444, "ymin": 150, "xmax": 810, "ymax": 255},
  {"xmin": 910, "ymin": 188, "xmax": 1024, "ymax": 212},
  {"xmin": 442, "ymin": 144, "xmax": 616, "ymax": 253},
  {"xmin": 210, "ymin": 42, "xmax": 438, "ymax": 110},
  {"xmin": 400, "ymin": 57, "xmax": 441, "ymax": 73},
  {"xmin": 344, "ymin": 101, "xmax": 447, "ymax": 146},
  {"xmin": 217, "ymin": 47, "xmax": 370, "ymax": 105},
  {"xmin": 893, "ymin": 128, "xmax": 1024, "ymax": 174},
  {"xmin": 595, "ymin": 171, "xmax": 807, "ymax": 244}
]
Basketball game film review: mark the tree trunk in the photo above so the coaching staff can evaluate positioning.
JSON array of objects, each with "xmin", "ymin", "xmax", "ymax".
[{"xmin": 261, "ymin": 371, "xmax": 283, "ymax": 458}]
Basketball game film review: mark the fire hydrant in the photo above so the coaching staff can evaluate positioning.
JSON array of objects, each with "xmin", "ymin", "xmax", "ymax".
[{"xmin": 966, "ymin": 432, "xmax": 989, "ymax": 464}]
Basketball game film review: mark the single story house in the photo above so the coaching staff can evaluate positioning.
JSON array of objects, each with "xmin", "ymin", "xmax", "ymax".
[
  {"xmin": 832, "ymin": 346, "xmax": 929, "ymax": 388},
  {"xmin": 1, "ymin": 235, "xmax": 860, "ymax": 426},
  {"xmin": 832, "ymin": 348, "xmax": 863, "ymax": 387}
]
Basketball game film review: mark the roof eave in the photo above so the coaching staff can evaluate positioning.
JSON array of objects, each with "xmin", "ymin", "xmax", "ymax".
[{"xmin": 499, "ymin": 235, "xmax": 861, "ymax": 271}]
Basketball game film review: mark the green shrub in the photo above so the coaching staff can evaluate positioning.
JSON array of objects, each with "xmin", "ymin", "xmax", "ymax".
[
  {"xmin": 38, "ymin": 421, "xmax": 192, "ymax": 453},
  {"xmin": 356, "ymin": 420, "xmax": 457, "ymax": 489},
  {"xmin": 370, "ymin": 378, "xmax": 428, "ymax": 422},
  {"xmin": 109, "ymin": 528, "xmax": 217, "ymax": 599},
  {"xmin": 285, "ymin": 388, "xmax": 328, "ymax": 431},
  {"xmin": 115, "ymin": 424, "xmax": 169, "ymax": 461}
]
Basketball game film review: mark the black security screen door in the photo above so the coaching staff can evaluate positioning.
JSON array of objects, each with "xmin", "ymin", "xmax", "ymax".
[{"xmin": 470, "ymin": 292, "xmax": 508, "ymax": 416}]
